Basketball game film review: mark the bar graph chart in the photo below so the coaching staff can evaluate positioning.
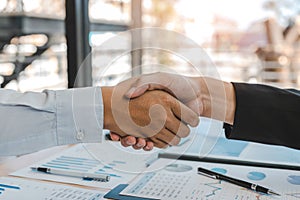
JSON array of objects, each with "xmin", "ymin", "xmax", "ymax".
[
  {"xmin": 0, "ymin": 182, "xmax": 20, "ymax": 196},
  {"xmin": 11, "ymin": 144, "xmax": 139, "ymax": 189},
  {"xmin": 41, "ymin": 155, "xmax": 127, "ymax": 179}
]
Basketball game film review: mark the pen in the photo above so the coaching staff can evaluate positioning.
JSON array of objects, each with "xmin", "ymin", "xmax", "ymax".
[
  {"xmin": 197, "ymin": 167, "xmax": 280, "ymax": 196},
  {"xmin": 31, "ymin": 167, "xmax": 110, "ymax": 182}
]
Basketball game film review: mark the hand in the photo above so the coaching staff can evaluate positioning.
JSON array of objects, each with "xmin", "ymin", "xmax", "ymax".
[
  {"xmin": 126, "ymin": 72, "xmax": 203, "ymax": 115},
  {"xmin": 125, "ymin": 72, "xmax": 236, "ymax": 125},
  {"xmin": 102, "ymin": 78, "xmax": 199, "ymax": 148},
  {"xmin": 108, "ymin": 73, "xmax": 201, "ymax": 150}
]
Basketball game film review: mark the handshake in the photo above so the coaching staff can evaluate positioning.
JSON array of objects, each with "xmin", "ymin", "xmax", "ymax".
[{"xmin": 102, "ymin": 72, "xmax": 236, "ymax": 151}]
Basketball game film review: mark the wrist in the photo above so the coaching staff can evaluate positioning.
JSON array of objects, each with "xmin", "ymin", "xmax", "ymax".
[
  {"xmin": 102, "ymin": 86, "xmax": 115, "ymax": 130},
  {"xmin": 197, "ymin": 77, "xmax": 236, "ymax": 124},
  {"xmin": 197, "ymin": 77, "xmax": 211, "ymax": 118},
  {"xmin": 224, "ymin": 82, "xmax": 236, "ymax": 125}
]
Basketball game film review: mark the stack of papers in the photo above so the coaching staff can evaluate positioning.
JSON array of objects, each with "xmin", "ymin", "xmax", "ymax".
[{"xmin": 0, "ymin": 177, "xmax": 104, "ymax": 199}]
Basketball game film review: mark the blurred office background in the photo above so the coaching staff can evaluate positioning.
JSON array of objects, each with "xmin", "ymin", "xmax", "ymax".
[{"xmin": 0, "ymin": 0, "xmax": 300, "ymax": 91}]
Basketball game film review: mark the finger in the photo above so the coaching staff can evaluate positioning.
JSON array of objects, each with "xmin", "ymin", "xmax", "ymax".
[
  {"xmin": 165, "ymin": 114, "xmax": 191, "ymax": 138},
  {"xmin": 150, "ymin": 137, "xmax": 169, "ymax": 149},
  {"xmin": 143, "ymin": 141, "xmax": 154, "ymax": 151},
  {"xmin": 120, "ymin": 138, "xmax": 130, "ymax": 147},
  {"xmin": 110, "ymin": 132, "xmax": 121, "ymax": 141},
  {"xmin": 127, "ymin": 83, "xmax": 170, "ymax": 99},
  {"xmin": 171, "ymin": 99, "xmax": 199, "ymax": 127},
  {"xmin": 125, "ymin": 75, "xmax": 151, "ymax": 98},
  {"xmin": 120, "ymin": 136, "xmax": 136, "ymax": 147},
  {"xmin": 153, "ymin": 128, "xmax": 181, "ymax": 146},
  {"xmin": 126, "ymin": 84, "xmax": 150, "ymax": 98},
  {"xmin": 132, "ymin": 138, "xmax": 146, "ymax": 150},
  {"xmin": 126, "ymin": 74, "xmax": 172, "ymax": 98}
]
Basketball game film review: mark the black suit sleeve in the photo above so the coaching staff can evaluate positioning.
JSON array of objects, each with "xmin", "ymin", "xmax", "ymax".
[{"xmin": 224, "ymin": 83, "xmax": 300, "ymax": 150}]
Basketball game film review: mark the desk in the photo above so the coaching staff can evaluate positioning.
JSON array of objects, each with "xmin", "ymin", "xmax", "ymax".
[
  {"xmin": 1, "ymin": 144, "xmax": 300, "ymax": 200},
  {"xmin": 0, "ymin": 145, "xmax": 112, "ymax": 199},
  {"xmin": 0, "ymin": 145, "xmax": 69, "ymax": 177},
  {"xmin": 0, "ymin": 145, "xmax": 105, "ymax": 189}
]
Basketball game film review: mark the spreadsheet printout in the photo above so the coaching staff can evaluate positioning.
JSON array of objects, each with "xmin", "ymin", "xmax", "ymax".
[{"xmin": 121, "ymin": 159, "xmax": 300, "ymax": 200}]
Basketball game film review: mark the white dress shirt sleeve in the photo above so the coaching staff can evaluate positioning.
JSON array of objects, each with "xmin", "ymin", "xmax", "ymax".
[{"xmin": 0, "ymin": 87, "xmax": 103, "ymax": 156}]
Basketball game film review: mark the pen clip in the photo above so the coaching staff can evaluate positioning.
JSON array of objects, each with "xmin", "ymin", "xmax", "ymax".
[{"xmin": 198, "ymin": 171, "xmax": 217, "ymax": 179}]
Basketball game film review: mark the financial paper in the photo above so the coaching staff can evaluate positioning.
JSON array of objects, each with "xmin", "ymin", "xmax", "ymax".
[
  {"xmin": 11, "ymin": 142, "xmax": 156, "ymax": 189},
  {"xmin": 0, "ymin": 177, "xmax": 104, "ymax": 200},
  {"xmin": 121, "ymin": 158, "xmax": 300, "ymax": 200},
  {"xmin": 162, "ymin": 117, "xmax": 300, "ymax": 167}
]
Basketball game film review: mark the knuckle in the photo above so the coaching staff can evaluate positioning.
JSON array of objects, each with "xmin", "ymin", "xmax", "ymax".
[
  {"xmin": 165, "ymin": 117, "xmax": 173, "ymax": 126},
  {"xmin": 166, "ymin": 95, "xmax": 175, "ymax": 104},
  {"xmin": 135, "ymin": 76, "xmax": 141, "ymax": 83},
  {"xmin": 159, "ymin": 94, "xmax": 169, "ymax": 104},
  {"xmin": 174, "ymin": 124, "xmax": 181, "ymax": 134}
]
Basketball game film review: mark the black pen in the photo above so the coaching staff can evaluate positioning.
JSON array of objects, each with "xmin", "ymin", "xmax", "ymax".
[
  {"xmin": 31, "ymin": 167, "xmax": 110, "ymax": 182},
  {"xmin": 197, "ymin": 167, "xmax": 280, "ymax": 196}
]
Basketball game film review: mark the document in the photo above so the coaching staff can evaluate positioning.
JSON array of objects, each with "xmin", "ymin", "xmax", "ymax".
[
  {"xmin": 162, "ymin": 117, "xmax": 300, "ymax": 167},
  {"xmin": 11, "ymin": 143, "xmax": 156, "ymax": 189},
  {"xmin": 0, "ymin": 177, "xmax": 104, "ymax": 200},
  {"xmin": 121, "ymin": 158, "xmax": 300, "ymax": 200}
]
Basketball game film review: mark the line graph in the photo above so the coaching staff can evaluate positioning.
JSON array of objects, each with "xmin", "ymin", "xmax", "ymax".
[{"xmin": 204, "ymin": 181, "xmax": 222, "ymax": 198}]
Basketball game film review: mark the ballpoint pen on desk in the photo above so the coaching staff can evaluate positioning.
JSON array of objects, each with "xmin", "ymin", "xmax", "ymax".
[
  {"xmin": 198, "ymin": 167, "xmax": 280, "ymax": 196},
  {"xmin": 31, "ymin": 167, "xmax": 110, "ymax": 182}
]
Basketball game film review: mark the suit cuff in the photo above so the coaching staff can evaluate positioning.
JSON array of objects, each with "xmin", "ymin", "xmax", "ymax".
[
  {"xmin": 55, "ymin": 87, "xmax": 103, "ymax": 145},
  {"xmin": 223, "ymin": 123, "xmax": 233, "ymax": 138}
]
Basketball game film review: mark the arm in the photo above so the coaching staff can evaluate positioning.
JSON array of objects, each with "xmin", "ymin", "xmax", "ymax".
[
  {"xmin": 224, "ymin": 83, "xmax": 300, "ymax": 150},
  {"xmin": 0, "ymin": 87, "xmax": 103, "ymax": 156},
  {"xmin": 124, "ymin": 72, "xmax": 300, "ymax": 150},
  {"xmin": 0, "ymin": 77, "xmax": 198, "ymax": 155}
]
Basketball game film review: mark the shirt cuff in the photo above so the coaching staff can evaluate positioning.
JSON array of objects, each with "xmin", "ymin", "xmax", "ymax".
[
  {"xmin": 223, "ymin": 122, "xmax": 233, "ymax": 138},
  {"xmin": 55, "ymin": 87, "xmax": 103, "ymax": 145}
]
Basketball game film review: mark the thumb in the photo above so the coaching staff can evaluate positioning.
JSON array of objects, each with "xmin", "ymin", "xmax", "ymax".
[
  {"xmin": 125, "ymin": 84, "xmax": 150, "ymax": 98},
  {"xmin": 125, "ymin": 73, "xmax": 174, "ymax": 98}
]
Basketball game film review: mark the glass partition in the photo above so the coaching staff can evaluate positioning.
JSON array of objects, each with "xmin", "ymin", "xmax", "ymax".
[{"xmin": 0, "ymin": 0, "xmax": 67, "ymax": 91}]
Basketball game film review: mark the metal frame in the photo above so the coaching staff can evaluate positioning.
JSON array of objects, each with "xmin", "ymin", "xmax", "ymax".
[
  {"xmin": 0, "ymin": 0, "xmax": 129, "ymax": 88},
  {"xmin": 131, "ymin": 0, "xmax": 142, "ymax": 77},
  {"xmin": 65, "ymin": 0, "xmax": 92, "ymax": 88},
  {"xmin": 65, "ymin": 0, "xmax": 130, "ymax": 88}
]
